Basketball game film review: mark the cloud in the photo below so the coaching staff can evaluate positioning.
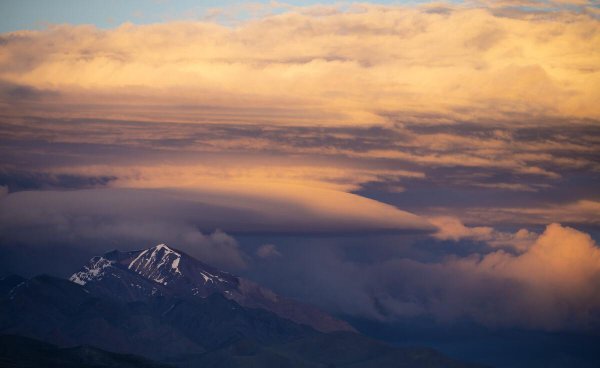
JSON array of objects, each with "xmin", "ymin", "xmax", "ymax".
[
  {"xmin": 0, "ymin": 169, "xmax": 116, "ymax": 192},
  {"xmin": 0, "ymin": 4, "xmax": 598, "ymax": 229},
  {"xmin": 429, "ymin": 216, "xmax": 495, "ymax": 241},
  {"xmin": 50, "ymin": 163, "xmax": 424, "ymax": 193},
  {"xmin": 258, "ymin": 223, "xmax": 600, "ymax": 330},
  {"xmin": 445, "ymin": 200, "xmax": 600, "ymax": 226},
  {"xmin": 0, "ymin": 182, "xmax": 430, "ymax": 274},
  {"xmin": 3, "ymin": 116, "xmax": 598, "ymax": 199},
  {"xmin": 429, "ymin": 216, "xmax": 537, "ymax": 251},
  {"xmin": 2, "ymin": 116, "xmax": 597, "ymax": 233},
  {"xmin": 0, "ymin": 185, "xmax": 432, "ymax": 242},
  {"xmin": 256, "ymin": 244, "xmax": 282, "ymax": 259},
  {"xmin": 424, "ymin": 223, "xmax": 600, "ymax": 329},
  {"xmin": 0, "ymin": 4, "xmax": 598, "ymax": 125},
  {"xmin": 181, "ymin": 229, "xmax": 247, "ymax": 270},
  {"xmin": 433, "ymin": 223, "xmax": 600, "ymax": 329},
  {"xmin": 0, "ymin": 188, "xmax": 250, "ymax": 270}
]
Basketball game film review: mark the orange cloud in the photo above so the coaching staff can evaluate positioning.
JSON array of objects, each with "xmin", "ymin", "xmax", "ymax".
[
  {"xmin": 47, "ymin": 163, "xmax": 424, "ymax": 193},
  {"xmin": 448, "ymin": 223, "xmax": 600, "ymax": 329},
  {"xmin": 1, "ymin": 4, "xmax": 598, "ymax": 125},
  {"xmin": 361, "ymin": 223, "xmax": 600, "ymax": 329},
  {"xmin": 429, "ymin": 216, "xmax": 538, "ymax": 251}
]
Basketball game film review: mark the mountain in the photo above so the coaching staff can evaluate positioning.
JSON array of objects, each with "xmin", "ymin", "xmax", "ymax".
[
  {"xmin": 0, "ymin": 334, "xmax": 173, "ymax": 368},
  {"xmin": 0, "ymin": 274, "xmax": 315, "ymax": 360},
  {"xmin": 0, "ymin": 274, "xmax": 486, "ymax": 368},
  {"xmin": 0, "ymin": 244, "xmax": 488, "ymax": 368},
  {"xmin": 172, "ymin": 332, "xmax": 488, "ymax": 368},
  {"xmin": 70, "ymin": 243, "xmax": 354, "ymax": 333},
  {"xmin": 0, "ymin": 275, "xmax": 26, "ymax": 296}
]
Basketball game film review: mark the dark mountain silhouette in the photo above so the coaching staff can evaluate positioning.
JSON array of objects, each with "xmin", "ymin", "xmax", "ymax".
[
  {"xmin": 0, "ymin": 334, "xmax": 173, "ymax": 368},
  {"xmin": 1, "ymin": 274, "xmax": 315, "ymax": 360}
]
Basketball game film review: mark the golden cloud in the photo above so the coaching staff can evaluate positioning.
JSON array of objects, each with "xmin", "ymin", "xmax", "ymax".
[
  {"xmin": 449, "ymin": 223, "xmax": 600, "ymax": 329},
  {"xmin": 1, "ymin": 4, "xmax": 598, "ymax": 125},
  {"xmin": 365, "ymin": 223, "xmax": 600, "ymax": 329}
]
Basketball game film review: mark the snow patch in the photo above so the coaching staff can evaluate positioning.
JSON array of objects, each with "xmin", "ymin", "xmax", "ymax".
[
  {"xmin": 171, "ymin": 257, "xmax": 182, "ymax": 275},
  {"xmin": 69, "ymin": 256, "xmax": 114, "ymax": 286}
]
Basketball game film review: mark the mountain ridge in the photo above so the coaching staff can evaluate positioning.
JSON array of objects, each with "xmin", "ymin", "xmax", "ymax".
[
  {"xmin": 70, "ymin": 243, "xmax": 354, "ymax": 333},
  {"xmin": 0, "ymin": 334, "xmax": 174, "ymax": 368},
  {"xmin": 0, "ymin": 250, "xmax": 488, "ymax": 368},
  {"xmin": 0, "ymin": 264, "xmax": 488, "ymax": 368},
  {"xmin": 1, "ymin": 274, "xmax": 317, "ymax": 360},
  {"xmin": 0, "ymin": 275, "xmax": 487, "ymax": 367}
]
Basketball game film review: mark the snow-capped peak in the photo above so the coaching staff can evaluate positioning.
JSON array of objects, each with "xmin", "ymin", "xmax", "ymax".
[
  {"xmin": 128, "ymin": 243, "xmax": 183, "ymax": 285},
  {"xmin": 66, "ymin": 243, "xmax": 353, "ymax": 333},
  {"xmin": 155, "ymin": 243, "xmax": 175, "ymax": 253}
]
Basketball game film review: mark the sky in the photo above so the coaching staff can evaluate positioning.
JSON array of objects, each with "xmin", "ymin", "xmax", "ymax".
[
  {"xmin": 1, "ymin": 1, "xmax": 600, "ymax": 366},
  {"xmin": 0, "ymin": 0, "xmax": 456, "ymax": 32}
]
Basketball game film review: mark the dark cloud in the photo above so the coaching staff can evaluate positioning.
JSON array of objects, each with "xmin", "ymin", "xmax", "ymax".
[
  {"xmin": 0, "ymin": 189, "xmax": 250, "ymax": 271},
  {"xmin": 0, "ymin": 81, "xmax": 59, "ymax": 101},
  {"xmin": 0, "ymin": 169, "xmax": 116, "ymax": 192}
]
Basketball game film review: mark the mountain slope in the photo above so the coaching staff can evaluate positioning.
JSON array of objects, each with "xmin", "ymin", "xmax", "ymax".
[
  {"xmin": 70, "ymin": 243, "xmax": 353, "ymax": 333},
  {"xmin": 168, "ymin": 332, "xmax": 487, "ymax": 368},
  {"xmin": 0, "ymin": 273, "xmax": 487, "ymax": 368},
  {"xmin": 0, "ymin": 275, "xmax": 26, "ymax": 297},
  {"xmin": 0, "ymin": 275, "xmax": 315, "ymax": 360},
  {"xmin": 0, "ymin": 334, "xmax": 173, "ymax": 368},
  {"xmin": 0, "ymin": 244, "xmax": 488, "ymax": 368}
]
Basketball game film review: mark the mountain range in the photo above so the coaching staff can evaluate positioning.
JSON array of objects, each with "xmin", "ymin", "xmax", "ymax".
[
  {"xmin": 0, "ymin": 243, "xmax": 486, "ymax": 368},
  {"xmin": 69, "ymin": 243, "xmax": 353, "ymax": 333}
]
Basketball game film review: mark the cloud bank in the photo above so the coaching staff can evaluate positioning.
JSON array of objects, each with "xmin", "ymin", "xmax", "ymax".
[
  {"xmin": 258, "ymin": 223, "xmax": 600, "ymax": 330},
  {"xmin": 1, "ymin": 3, "xmax": 599, "ymax": 125},
  {"xmin": 0, "ymin": 184, "xmax": 432, "ymax": 243}
]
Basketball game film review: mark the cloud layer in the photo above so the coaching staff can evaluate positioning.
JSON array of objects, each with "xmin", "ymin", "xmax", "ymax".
[
  {"xmin": 255, "ymin": 223, "xmax": 600, "ymax": 330},
  {"xmin": 0, "ymin": 185, "xmax": 432, "ymax": 242},
  {"xmin": 1, "ymin": 3, "xmax": 599, "ymax": 125}
]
